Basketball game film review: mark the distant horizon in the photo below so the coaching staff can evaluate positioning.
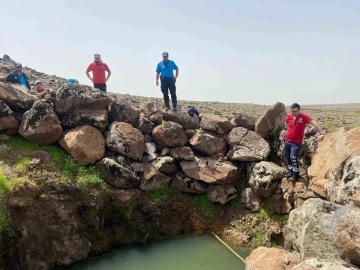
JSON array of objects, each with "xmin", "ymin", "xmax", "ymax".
[{"xmin": 1, "ymin": 0, "xmax": 360, "ymax": 105}]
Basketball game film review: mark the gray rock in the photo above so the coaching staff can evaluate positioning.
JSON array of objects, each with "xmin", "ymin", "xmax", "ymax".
[
  {"xmin": 171, "ymin": 172, "xmax": 207, "ymax": 194},
  {"xmin": 60, "ymin": 109, "xmax": 108, "ymax": 131},
  {"xmin": 184, "ymin": 129, "xmax": 196, "ymax": 139},
  {"xmin": 151, "ymin": 157, "xmax": 177, "ymax": 174},
  {"xmin": 200, "ymin": 114, "xmax": 235, "ymax": 135},
  {"xmin": 160, "ymin": 147, "xmax": 170, "ymax": 156},
  {"xmin": 0, "ymin": 82, "xmax": 36, "ymax": 112},
  {"xmin": 144, "ymin": 142, "xmax": 157, "ymax": 155},
  {"xmin": 207, "ymin": 185, "xmax": 237, "ymax": 204},
  {"xmin": 170, "ymin": 146, "xmax": 195, "ymax": 161},
  {"xmin": 162, "ymin": 110, "xmax": 200, "ymax": 129},
  {"xmin": 109, "ymin": 98, "xmax": 140, "ymax": 127},
  {"xmin": 240, "ymin": 188, "xmax": 263, "ymax": 212},
  {"xmin": 230, "ymin": 113, "xmax": 256, "ymax": 130},
  {"xmin": 130, "ymin": 163, "xmax": 144, "ymax": 173},
  {"xmin": 189, "ymin": 131, "xmax": 226, "ymax": 156},
  {"xmin": 292, "ymin": 258, "xmax": 358, "ymax": 270},
  {"xmin": 139, "ymin": 164, "xmax": 172, "ymax": 191},
  {"xmin": 137, "ymin": 113, "xmax": 155, "ymax": 135},
  {"xmin": 152, "ymin": 121, "xmax": 187, "ymax": 148},
  {"xmin": 255, "ymin": 102, "xmax": 286, "ymax": 138}
]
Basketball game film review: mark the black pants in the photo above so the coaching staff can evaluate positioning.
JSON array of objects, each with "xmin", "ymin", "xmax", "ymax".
[
  {"xmin": 160, "ymin": 77, "xmax": 177, "ymax": 108},
  {"xmin": 284, "ymin": 140, "xmax": 302, "ymax": 174},
  {"xmin": 94, "ymin": 83, "xmax": 107, "ymax": 92}
]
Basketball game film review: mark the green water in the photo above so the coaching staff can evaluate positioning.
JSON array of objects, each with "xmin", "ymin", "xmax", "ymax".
[{"xmin": 68, "ymin": 235, "xmax": 250, "ymax": 270}]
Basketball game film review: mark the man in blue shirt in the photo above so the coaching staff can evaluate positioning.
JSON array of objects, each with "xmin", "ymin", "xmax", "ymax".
[
  {"xmin": 156, "ymin": 52, "xmax": 179, "ymax": 111},
  {"xmin": 6, "ymin": 62, "xmax": 31, "ymax": 90}
]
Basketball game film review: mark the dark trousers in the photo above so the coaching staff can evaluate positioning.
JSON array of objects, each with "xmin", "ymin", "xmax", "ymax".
[
  {"xmin": 94, "ymin": 83, "xmax": 107, "ymax": 92},
  {"xmin": 284, "ymin": 140, "xmax": 302, "ymax": 173},
  {"xmin": 160, "ymin": 77, "xmax": 177, "ymax": 108}
]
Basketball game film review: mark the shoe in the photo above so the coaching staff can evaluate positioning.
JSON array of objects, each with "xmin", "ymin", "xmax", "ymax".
[
  {"xmin": 286, "ymin": 171, "xmax": 293, "ymax": 179},
  {"xmin": 173, "ymin": 106, "xmax": 178, "ymax": 112},
  {"xmin": 165, "ymin": 106, "xmax": 170, "ymax": 111},
  {"xmin": 289, "ymin": 172, "xmax": 299, "ymax": 181}
]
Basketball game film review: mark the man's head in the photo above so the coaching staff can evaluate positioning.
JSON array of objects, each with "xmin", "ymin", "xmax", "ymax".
[
  {"xmin": 94, "ymin": 54, "xmax": 101, "ymax": 64},
  {"xmin": 162, "ymin": 51, "xmax": 169, "ymax": 62},
  {"xmin": 14, "ymin": 62, "xmax": 22, "ymax": 73},
  {"xmin": 290, "ymin": 103, "xmax": 301, "ymax": 117}
]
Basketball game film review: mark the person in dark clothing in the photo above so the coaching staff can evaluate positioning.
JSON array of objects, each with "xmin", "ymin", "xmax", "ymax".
[
  {"xmin": 6, "ymin": 62, "xmax": 31, "ymax": 90},
  {"xmin": 156, "ymin": 52, "xmax": 179, "ymax": 111}
]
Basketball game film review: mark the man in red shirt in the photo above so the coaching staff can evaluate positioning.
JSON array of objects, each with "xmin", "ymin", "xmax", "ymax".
[
  {"xmin": 285, "ymin": 103, "xmax": 325, "ymax": 181},
  {"xmin": 86, "ymin": 54, "xmax": 111, "ymax": 92}
]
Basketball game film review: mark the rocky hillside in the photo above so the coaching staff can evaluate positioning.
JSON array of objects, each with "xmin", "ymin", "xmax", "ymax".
[{"xmin": 0, "ymin": 54, "xmax": 359, "ymax": 270}]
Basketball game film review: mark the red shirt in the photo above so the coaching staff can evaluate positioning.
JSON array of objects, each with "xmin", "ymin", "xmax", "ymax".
[
  {"xmin": 36, "ymin": 87, "xmax": 47, "ymax": 94},
  {"xmin": 86, "ymin": 61, "xmax": 110, "ymax": 84},
  {"xmin": 285, "ymin": 112, "xmax": 313, "ymax": 144}
]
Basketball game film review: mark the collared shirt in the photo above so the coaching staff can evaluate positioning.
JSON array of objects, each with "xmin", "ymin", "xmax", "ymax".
[
  {"xmin": 156, "ymin": 60, "xmax": 178, "ymax": 78},
  {"xmin": 18, "ymin": 73, "xmax": 27, "ymax": 87},
  {"xmin": 285, "ymin": 113, "xmax": 313, "ymax": 144},
  {"xmin": 86, "ymin": 61, "xmax": 110, "ymax": 84}
]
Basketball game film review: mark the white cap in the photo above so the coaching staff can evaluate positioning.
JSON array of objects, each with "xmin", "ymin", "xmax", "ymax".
[{"xmin": 35, "ymin": 80, "xmax": 42, "ymax": 84}]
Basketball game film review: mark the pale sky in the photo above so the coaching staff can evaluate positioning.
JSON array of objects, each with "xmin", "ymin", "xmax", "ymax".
[{"xmin": 1, "ymin": 0, "xmax": 359, "ymax": 105}]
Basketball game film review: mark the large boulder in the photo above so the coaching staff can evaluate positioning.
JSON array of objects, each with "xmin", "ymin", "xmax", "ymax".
[
  {"xmin": 151, "ymin": 157, "xmax": 177, "ymax": 174},
  {"xmin": 106, "ymin": 122, "xmax": 144, "ymax": 161},
  {"xmin": 152, "ymin": 121, "xmax": 187, "ymax": 148},
  {"xmin": 230, "ymin": 113, "xmax": 256, "ymax": 130},
  {"xmin": 180, "ymin": 157, "xmax": 241, "ymax": 185},
  {"xmin": 226, "ymin": 127, "xmax": 270, "ymax": 161},
  {"xmin": 109, "ymin": 98, "xmax": 140, "ymax": 127},
  {"xmin": 200, "ymin": 114, "xmax": 235, "ymax": 135},
  {"xmin": 162, "ymin": 110, "xmax": 200, "ymax": 129},
  {"xmin": 96, "ymin": 158, "xmax": 139, "ymax": 188},
  {"xmin": 171, "ymin": 172, "xmax": 207, "ymax": 194},
  {"xmin": 325, "ymin": 152, "xmax": 360, "ymax": 206},
  {"xmin": 333, "ymin": 210, "xmax": 360, "ymax": 266},
  {"xmin": 240, "ymin": 188, "xmax": 263, "ymax": 212},
  {"xmin": 59, "ymin": 125, "xmax": 105, "ymax": 165},
  {"xmin": 283, "ymin": 198, "xmax": 343, "ymax": 260},
  {"xmin": 19, "ymin": 100, "xmax": 63, "ymax": 145},
  {"xmin": 248, "ymin": 161, "xmax": 287, "ymax": 197},
  {"xmin": 53, "ymin": 83, "xmax": 112, "ymax": 115},
  {"xmin": 207, "ymin": 185, "xmax": 237, "ymax": 204},
  {"xmin": 189, "ymin": 131, "xmax": 226, "ymax": 156},
  {"xmin": 170, "ymin": 147, "xmax": 195, "ymax": 161},
  {"xmin": 0, "ymin": 82, "xmax": 36, "ymax": 112},
  {"xmin": 255, "ymin": 102, "xmax": 286, "ymax": 138},
  {"xmin": 308, "ymin": 127, "xmax": 360, "ymax": 198},
  {"xmin": 139, "ymin": 164, "xmax": 172, "ymax": 191},
  {"xmin": 60, "ymin": 109, "xmax": 108, "ymax": 131},
  {"xmin": 245, "ymin": 247, "xmax": 298, "ymax": 270}
]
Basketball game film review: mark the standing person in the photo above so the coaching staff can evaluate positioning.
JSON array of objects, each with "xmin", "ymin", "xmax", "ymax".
[
  {"xmin": 86, "ymin": 54, "xmax": 111, "ymax": 92},
  {"xmin": 284, "ymin": 103, "xmax": 326, "ymax": 181},
  {"xmin": 156, "ymin": 52, "xmax": 179, "ymax": 111},
  {"xmin": 6, "ymin": 62, "xmax": 31, "ymax": 90}
]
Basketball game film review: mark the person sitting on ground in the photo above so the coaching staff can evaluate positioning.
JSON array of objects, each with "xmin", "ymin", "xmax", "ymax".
[
  {"xmin": 86, "ymin": 54, "xmax": 111, "ymax": 92},
  {"xmin": 6, "ymin": 62, "xmax": 31, "ymax": 90},
  {"xmin": 30, "ymin": 80, "xmax": 49, "ymax": 99},
  {"xmin": 284, "ymin": 103, "xmax": 325, "ymax": 181}
]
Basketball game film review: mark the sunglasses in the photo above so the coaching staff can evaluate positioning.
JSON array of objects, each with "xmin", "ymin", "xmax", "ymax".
[
  {"xmin": 95, "ymin": 58, "xmax": 100, "ymax": 60},
  {"xmin": 15, "ymin": 66, "xmax": 22, "ymax": 69}
]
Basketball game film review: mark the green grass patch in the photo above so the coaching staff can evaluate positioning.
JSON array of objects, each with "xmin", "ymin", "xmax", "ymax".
[
  {"xmin": 252, "ymin": 227, "xmax": 265, "ymax": 246},
  {"xmin": 0, "ymin": 171, "xmax": 10, "ymax": 197},
  {"xmin": 229, "ymin": 198, "xmax": 243, "ymax": 209},
  {"xmin": 14, "ymin": 157, "xmax": 32, "ymax": 173},
  {"xmin": 193, "ymin": 194, "xmax": 213, "ymax": 217},
  {"xmin": 148, "ymin": 187, "xmax": 180, "ymax": 201},
  {"xmin": 256, "ymin": 200, "xmax": 288, "ymax": 226},
  {"xmin": 6, "ymin": 136, "xmax": 105, "ymax": 187}
]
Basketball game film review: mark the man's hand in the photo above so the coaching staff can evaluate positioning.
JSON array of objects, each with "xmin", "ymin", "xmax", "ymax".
[
  {"xmin": 174, "ymin": 77, "xmax": 177, "ymax": 83},
  {"xmin": 318, "ymin": 134, "xmax": 325, "ymax": 142},
  {"xmin": 156, "ymin": 81, "xmax": 159, "ymax": 86}
]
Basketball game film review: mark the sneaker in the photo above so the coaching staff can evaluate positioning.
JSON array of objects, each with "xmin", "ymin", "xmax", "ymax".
[
  {"xmin": 173, "ymin": 106, "xmax": 178, "ymax": 112},
  {"xmin": 165, "ymin": 106, "xmax": 170, "ymax": 111},
  {"xmin": 286, "ymin": 171, "xmax": 293, "ymax": 179},
  {"xmin": 289, "ymin": 172, "xmax": 299, "ymax": 181}
]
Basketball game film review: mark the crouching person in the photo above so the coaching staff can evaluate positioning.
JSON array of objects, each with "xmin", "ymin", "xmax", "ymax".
[{"xmin": 6, "ymin": 62, "xmax": 31, "ymax": 91}]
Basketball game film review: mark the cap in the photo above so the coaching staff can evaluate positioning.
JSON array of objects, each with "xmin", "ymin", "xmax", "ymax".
[
  {"xmin": 162, "ymin": 52, "xmax": 169, "ymax": 57},
  {"xmin": 94, "ymin": 54, "xmax": 101, "ymax": 59},
  {"xmin": 35, "ymin": 80, "xmax": 42, "ymax": 85},
  {"xmin": 15, "ymin": 62, "xmax": 22, "ymax": 68}
]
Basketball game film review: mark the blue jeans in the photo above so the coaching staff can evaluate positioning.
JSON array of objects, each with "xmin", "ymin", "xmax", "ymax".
[{"xmin": 284, "ymin": 140, "xmax": 302, "ymax": 172}]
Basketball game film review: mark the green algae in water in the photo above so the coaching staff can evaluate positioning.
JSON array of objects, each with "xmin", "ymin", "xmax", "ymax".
[{"xmin": 68, "ymin": 235, "xmax": 250, "ymax": 270}]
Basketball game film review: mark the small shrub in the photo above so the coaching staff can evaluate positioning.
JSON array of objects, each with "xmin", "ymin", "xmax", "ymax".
[{"xmin": 252, "ymin": 227, "xmax": 265, "ymax": 246}]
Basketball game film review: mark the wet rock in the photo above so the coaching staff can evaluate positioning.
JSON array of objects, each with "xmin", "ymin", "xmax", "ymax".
[
  {"xmin": 60, "ymin": 109, "xmax": 108, "ymax": 131},
  {"xmin": 137, "ymin": 113, "xmax": 155, "ymax": 135},
  {"xmin": 171, "ymin": 172, "xmax": 207, "ymax": 194},
  {"xmin": 180, "ymin": 157, "xmax": 241, "ymax": 185},
  {"xmin": 19, "ymin": 100, "xmax": 62, "ymax": 145},
  {"xmin": 151, "ymin": 157, "xmax": 177, "ymax": 174},
  {"xmin": 268, "ymin": 194, "xmax": 293, "ymax": 214},
  {"xmin": 189, "ymin": 131, "xmax": 226, "ymax": 156},
  {"xmin": 226, "ymin": 127, "xmax": 270, "ymax": 161},
  {"xmin": 240, "ymin": 188, "xmax": 263, "ymax": 212},
  {"xmin": 333, "ymin": 210, "xmax": 360, "ymax": 266},
  {"xmin": 59, "ymin": 125, "xmax": 105, "ymax": 165},
  {"xmin": 325, "ymin": 152, "xmax": 360, "ymax": 206},
  {"xmin": 284, "ymin": 198, "xmax": 343, "ymax": 260},
  {"xmin": 162, "ymin": 110, "xmax": 200, "ymax": 129},
  {"xmin": 106, "ymin": 122, "xmax": 144, "ymax": 161},
  {"xmin": 96, "ymin": 158, "xmax": 140, "ymax": 188},
  {"xmin": 139, "ymin": 164, "xmax": 172, "ymax": 191},
  {"xmin": 255, "ymin": 102, "xmax": 286, "ymax": 138},
  {"xmin": 230, "ymin": 113, "xmax": 256, "ymax": 130},
  {"xmin": 246, "ymin": 247, "xmax": 299, "ymax": 270},
  {"xmin": 207, "ymin": 185, "xmax": 237, "ymax": 204},
  {"xmin": 110, "ymin": 98, "xmax": 140, "ymax": 127},
  {"xmin": 170, "ymin": 146, "xmax": 195, "ymax": 161},
  {"xmin": 249, "ymin": 161, "xmax": 287, "ymax": 197},
  {"xmin": 0, "ymin": 82, "xmax": 36, "ymax": 112},
  {"xmin": 200, "ymin": 114, "xmax": 235, "ymax": 135},
  {"xmin": 152, "ymin": 121, "xmax": 187, "ymax": 148},
  {"xmin": 54, "ymin": 83, "xmax": 111, "ymax": 115},
  {"xmin": 184, "ymin": 129, "xmax": 196, "ymax": 139}
]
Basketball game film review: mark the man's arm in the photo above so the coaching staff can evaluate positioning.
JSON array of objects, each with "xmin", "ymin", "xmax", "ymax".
[
  {"xmin": 309, "ymin": 119, "xmax": 326, "ymax": 141},
  {"xmin": 156, "ymin": 72, "xmax": 160, "ymax": 86},
  {"xmin": 86, "ymin": 65, "xmax": 93, "ymax": 82},
  {"xmin": 175, "ymin": 68, "xmax": 179, "ymax": 79},
  {"xmin": 105, "ymin": 65, "xmax": 111, "ymax": 82}
]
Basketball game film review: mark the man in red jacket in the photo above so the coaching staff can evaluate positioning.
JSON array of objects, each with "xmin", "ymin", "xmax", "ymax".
[
  {"xmin": 285, "ymin": 103, "xmax": 325, "ymax": 181},
  {"xmin": 86, "ymin": 54, "xmax": 111, "ymax": 92}
]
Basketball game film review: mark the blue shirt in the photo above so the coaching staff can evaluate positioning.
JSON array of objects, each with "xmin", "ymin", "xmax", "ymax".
[
  {"xmin": 18, "ymin": 73, "xmax": 27, "ymax": 87},
  {"xmin": 156, "ymin": 60, "xmax": 178, "ymax": 78}
]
